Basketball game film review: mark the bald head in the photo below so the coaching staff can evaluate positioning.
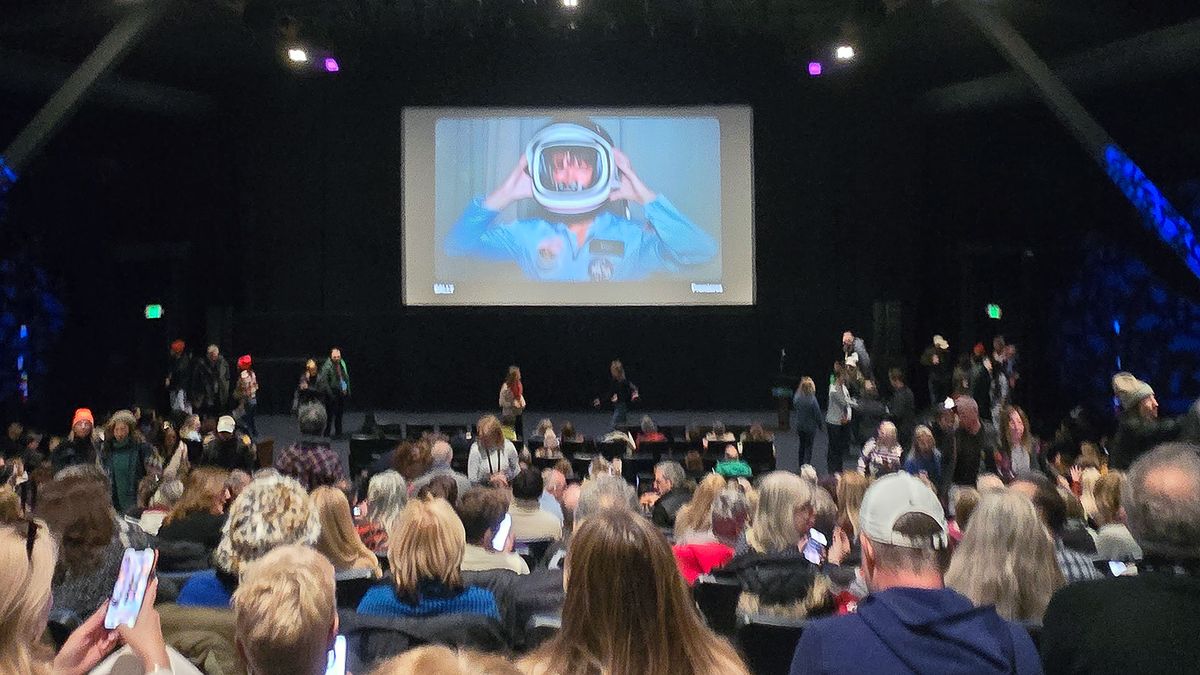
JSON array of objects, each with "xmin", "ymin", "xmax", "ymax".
[
  {"xmin": 574, "ymin": 475, "xmax": 637, "ymax": 526},
  {"xmin": 1127, "ymin": 443, "xmax": 1200, "ymax": 561},
  {"xmin": 541, "ymin": 468, "xmax": 567, "ymax": 498},
  {"xmin": 431, "ymin": 440, "xmax": 453, "ymax": 465}
]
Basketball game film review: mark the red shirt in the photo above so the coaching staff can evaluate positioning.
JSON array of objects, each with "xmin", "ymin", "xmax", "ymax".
[{"xmin": 673, "ymin": 541, "xmax": 735, "ymax": 585}]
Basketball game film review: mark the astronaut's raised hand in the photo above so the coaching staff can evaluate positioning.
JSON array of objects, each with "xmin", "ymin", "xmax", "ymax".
[
  {"xmin": 482, "ymin": 155, "xmax": 533, "ymax": 211},
  {"xmin": 608, "ymin": 148, "xmax": 658, "ymax": 205}
]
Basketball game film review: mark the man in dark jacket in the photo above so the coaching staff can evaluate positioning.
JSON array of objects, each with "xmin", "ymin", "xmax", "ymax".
[
  {"xmin": 789, "ymin": 473, "xmax": 1040, "ymax": 674},
  {"xmin": 55, "ymin": 407, "xmax": 101, "ymax": 472},
  {"xmin": 887, "ymin": 368, "xmax": 916, "ymax": 450},
  {"xmin": 1109, "ymin": 371, "xmax": 1199, "ymax": 470},
  {"xmin": 199, "ymin": 415, "xmax": 256, "ymax": 472},
  {"xmin": 1041, "ymin": 443, "xmax": 1200, "ymax": 674},
  {"xmin": 165, "ymin": 339, "xmax": 194, "ymax": 414},
  {"xmin": 192, "ymin": 344, "xmax": 231, "ymax": 419},
  {"xmin": 920, "ymin": 335, "xmax": 953, "ymax": 409},
  {"xmin": 650, "ymin": 460, "xmax": 692, "ymax": 528},
  {"xmin": 317, "ymin": 347, "xmax": 351, "ymax": 437}
]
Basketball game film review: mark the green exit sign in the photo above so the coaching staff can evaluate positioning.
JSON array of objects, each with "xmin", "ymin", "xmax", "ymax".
[
  {"xmin": 144, "ymin": 304, "xmax": 164, "ymax": 319},
  {"xmin": 986, "ymin": 303, "xmax": 1002, "ymax": 320}
]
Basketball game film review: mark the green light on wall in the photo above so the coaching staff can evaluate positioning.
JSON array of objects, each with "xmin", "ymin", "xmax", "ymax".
[
  {"xmin": 144, "ymin": 304, "xmax": 163, "ymax": 320},
  {"xmin": 986, "ymin": 303, "xmax": 1002, "ymax": 320}
]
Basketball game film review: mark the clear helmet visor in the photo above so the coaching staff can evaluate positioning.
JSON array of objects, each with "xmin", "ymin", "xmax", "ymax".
[
  {"xmin": 536, "ymin": 145, "xmax": 602, "ymax": 194},
  {"xmin": 526, "ymin": 123, "xmax": 614, "ymax": 215}
]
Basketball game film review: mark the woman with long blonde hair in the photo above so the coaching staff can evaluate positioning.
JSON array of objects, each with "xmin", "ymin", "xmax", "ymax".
[
  {"xmin": 312, "ymin": 486, "xmax": 382, "ymax": 578},
  {"xmin": 673, "ymin": 473, "xmax": 726, "ymax": 539},
  {"xmin": 946, "ymin": 490, "xmax": 1065, "ymax": 622},
  {"xmin": 521, "ymin": 508, "xmax": 748, "ymax": 675},
  {"xmin": 835, "ymin": 471, "xmax": 868, "ymax": 540}
]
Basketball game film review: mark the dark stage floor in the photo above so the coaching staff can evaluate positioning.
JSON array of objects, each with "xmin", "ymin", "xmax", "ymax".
[{"xmin": 254, "ymin": 408, "xmax": 854, "ymax": 478}]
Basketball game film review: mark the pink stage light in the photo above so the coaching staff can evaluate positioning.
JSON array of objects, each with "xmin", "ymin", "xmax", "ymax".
[
  {"xmin": 808, "ymin": 61, "xmax": 822, "ymax": 77},
  {"xmin": 324, "ymin": 57, "xmax": 340, "ymax": 73}
]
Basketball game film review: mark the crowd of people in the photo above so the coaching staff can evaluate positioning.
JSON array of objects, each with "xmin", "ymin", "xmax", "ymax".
[{"xmin": 2, "ymin": 331, "xmax": 1199, "ymax": 674}]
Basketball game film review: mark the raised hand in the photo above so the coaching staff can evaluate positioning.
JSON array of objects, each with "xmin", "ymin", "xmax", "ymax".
[
  {"xmin": 608, "ymin": 148, "xmax": 657, "ymax": 205},
  {"xmin": 483, "ymin": 155, "xmax": 534, "ymax": 211}
]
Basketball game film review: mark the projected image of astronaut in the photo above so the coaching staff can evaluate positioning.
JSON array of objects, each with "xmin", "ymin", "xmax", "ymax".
[{"xmin": 444, "ymin": 119, "xmax": 717, "ymax": 281}]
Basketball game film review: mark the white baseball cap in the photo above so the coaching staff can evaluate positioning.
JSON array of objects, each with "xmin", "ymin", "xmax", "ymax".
[
  {"xmin": 860, "ymin": 472, "xmax": 948, "ymax": 550},
  {"xmin": 217, "ymin": 415, "xmax": 236, "ymax": 434}
]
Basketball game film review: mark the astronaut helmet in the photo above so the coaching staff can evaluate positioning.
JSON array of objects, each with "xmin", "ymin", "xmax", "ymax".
[{"xmin": 525, "ymin": 119, "xmax": 616, "ymax": 215}]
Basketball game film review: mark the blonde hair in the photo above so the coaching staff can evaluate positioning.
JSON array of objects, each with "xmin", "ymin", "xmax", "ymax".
[
  {"xmin": 799, "ymin": 376, "xmax": 816, "ymax": 396},
  {"xmin": 1079, "ymin": 467, "xmax": 1102, "ymax": 522},
  {"xmin": 747, "ymin": 472, "xmax": 815, "ymax": 554},
  {"xmin": 165, "ymin": 466, "xmax": 229, "ymax": 525},
  {"xmin": 370, "ymin": 645, "xmax": 520, "ymax": 675},
  {"xmin": 0, "ymin": 518, "xmax": 57, "ymax": 675},
  {"xmin": 387, "ymin": 497, "xmax": 465, "ymax": 601},
  {"xmin": 946, "ymin": 490, "xmax": 1064, "ymax": 622},
  {"xmin": 312, "ymin": 487, "xmax": 381, "ymax": 577},
  {"xmin": 233, "ymin": 544, "xmax": 336, "ymax": 675},
  {"xmin": 836, "ymin": 472, "xmax": 868, "ymax": 539},
  {"xmin": 1093, "ymin": 471, "xmax": 1127, "ymax": 526},
  {"xmin": 674, "ymin": 473, "xmax": 727, "ymax": 537}
]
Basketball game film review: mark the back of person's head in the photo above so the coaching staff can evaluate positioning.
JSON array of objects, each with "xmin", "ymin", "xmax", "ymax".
[
  {"xmin": 574, "ymin": 475, "xmax": 637, "ymax": 529},
  {"xmin": 952, "ymin": 488, "xmax": 981, "ymax": 528},
  {"xmin": 430, "ymin": 439, "xmax": 453, "ymax": 466},
  {"xmin": 387, "ymin": 497, "xmax": 464, "ymax": 601},
  {"xmin": 165, "ymin": 466, "xmax": 229, "ymax": 525},
  {"xmin": 150, "ymin": 477, "xmax": 185, "ymax": 510},
  {"xmin": 1011, "ymin": 472, "xmax": 1066, "ymax": 536},
  {"xmin": 35, "ymin": 475, "xmax": 114, "ymax": 577},
  {"xmin": 799, "ymin": 464, "xmax": 818, "ymax": 483},
  {"xmin": 675, "ymin": 473, "xmax": 726, "ymax": 535},
  {"xmin": 215, "ymin": 474, "xmax": 320, "ymax": 575},
  {"xmin": 366, "ymin": 470, "xmax": 407, "ymax": 529},
  {"xmin": 0, "ymin": 487, "xmax": 21, "ymax": 521},
  {"xmin": 311, "ymin": 486, "xmax": 381, "ymax": 576},
  {"xmin": 416, "ymin": 474, "xmax": 459, "ymax": 505},
  {"xmin": 835, "ymin": 471, "xmax": 868, "ymax": 538},
  {"xmin": 456, "ymin": 487, "xmax": 508, "ymax": 547},
  {"xmin": 511, "ymin": 467, "xmax": 543, "ymax": 501},
  {"xmin": 297, "ymin": 402, "xmax": 327, "ymax": 437},
  {"xmin": 859, "ymin": 473, "xmax": 949, "ymax": 590},
  {"xmin": 1126, "ymin": 443, "xmax": 1200, "ymax": 561},
  {"xmin": 799, "ymin": 376, "xmax": 816, "ymax": 395},
  {"xmin": 811, "ymin": 485, "xmax": 838, "ymax": 539},
  {"xmin": 747, "ymin": 471, "xmax": 815, "ymax": 554},
  {"xmin": 534, "ymin": 508, "xmax": 747, "ymax": 675},
  {"xmin": 1092, "ymin": 471, "xmax": 1127, "ymax": 526},
  {"xmin": 391, "ymin": 440, "xmax": 432, "ymax": 482},
  {"xmin": 0, "ymin": 516, "xmax": 56, "ymax": 675},
  {"xmin": 946, "ymin": 490, "xmax": 1064, "ymax": 622},
  {"xmin": 233, "ymin": 544, "xmax": 337, "ymax": 675},
  {"xmin": 976, "ymin": 473, "xmax": 1005, "ymax": 493},
  {"xmin": 711, "ymin": 487, "xmax": 750, "ymax": 544},
  {"xmin": 560, "ymin": 421, "xmax": 576, "ymax": 440},
  {"xmin": 371, "ymin": 645, "xmax": 521, "ymax": 675}
]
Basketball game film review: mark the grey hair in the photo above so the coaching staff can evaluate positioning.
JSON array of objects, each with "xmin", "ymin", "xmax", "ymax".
[
  {"xmin": 746, "ymin": 471, "xmax": 815, "ymax": 554},
  {"xmin": 945, "ymin": 490, "xmax": 1064, "ymax": 622},
  {"xmin": 574, "ymin": 475, "xmax": 637, "ymax": 525},
  {"xmin": 53, "ymin": 463, "xmax": 110, "ymax": 486},
  {"xmin": 297, "ymin": 402, "xmax": 327, "ymax": 436},
  {"xmin": 640, "ymin": 415, "xmax": 657, "ymax": 434},
  {"xmin": 1126, "ymin": 443, "xmax": 1200, "ymax": 561},
  {"xmin": 366, "ymin": 470, "xmax": 408, "ymax": 529},
  {"xmin": 654, "ymin": 461, "xmax": 686, "ymax": 490},
  {"xmin": 151, "ymin": 478, "xmax": 185, "ymax": 508},
  {"xmin": 430, "ymin": 439, "xmax": 453, "ymax": 464},
  {"xmin": 711, "ymin": 486, "xmax": 750, "ymax": 522}
]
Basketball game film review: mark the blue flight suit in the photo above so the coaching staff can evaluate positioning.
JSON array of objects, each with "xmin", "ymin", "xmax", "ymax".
[{"xmin": 445, "ymin": 195, "xmax": 717, "ymax": 281}]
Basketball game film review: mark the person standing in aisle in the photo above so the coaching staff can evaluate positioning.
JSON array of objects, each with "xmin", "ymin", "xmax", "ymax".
[{"xmin": 318, "ymin": 347, "xmax": 351, "ymax": 438}]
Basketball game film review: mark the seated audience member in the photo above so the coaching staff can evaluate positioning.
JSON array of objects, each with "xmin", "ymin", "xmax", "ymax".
[
  {"xmin": 178, "ymin": 474, "xmax": 320, "ymax": 607},
  {"xmin": 457, "ymin": 487, "xmax": 529, "ymax": 574},
  {"xmin": 835, "ymin": 471, "xmax": 868, "ymax": 564},
  {"xmin": 1, "ymin": 517, "xmax": 199, "ymax": 675},
  {"xmin": 703, "ymin": 421, "xmax": 736, "ymax": 449},
  {"xmin": 312, "ymin": 486, "xmax": 383, "ymax": 579},
  {"xmin": 356, "ymin": 470, "xmax": 407, "ymax": 555},
  {"xmin": 509, "ymin": 468, "xmax": 563, "ymax": 542},
  {"xmin": 1078, "ymin": 466, "xmax": 1102, "ymax": 523},
  {"xmin": 946, "ymin": 487, "xmax": 979, "ymax": 546},
  {"xmin": 357, "ymin": 497, "xmax": 500, "ymax": 619},
  {"xmin": 409, "ymin": 437, "xmax": 472, "ymax": 498},
  {"xmin": 559, "ymin": 421, "xmax": 582, "ymax": 444},
  {"xmin": 521, "ymin": 509, "xmax": 749, "ymax": 675},
  {"xmin": 233, "ymin": 544, "xmax": 339, "ymax": 675},
  {"xmin": 789, "ymin": 472, "xmax": 1041, "ymax": 674},
  {"xmin": 904, "ymin": 424, "xmax": 943, "ymax": 486},
  {"xmin": 650, "ymin": 461, "xmax": 692, "ymax": 528},
  {"xmin": 1011, "ymin": 472, "xmax": 1103, "ymax": 583},
  {"xmin": 393, "ymin": 435, "xmax": 434, "ymax": 483},
  {"xmin": 157, "ymin": 466, "xmax": 230, "ymax": 549},
  {"xmin": 714, "ymin": 444, "xmax": 753, "ymax": 479},
  {"xmin": 138, "ymin": 477, "xmax": 184, "ymax": 536},
  {"xmin": 599, "ymin": 428, "xmax": 638, "ymax": 456},
  {"xmin": 946, "ymin": 490, "xmax": 1065, "ymax": 623},
  {"xmin": 682, "ymin": 450, "xmax": 707, "ymax": 482},
  {"xmin": 275, "ymin": 403, "xmax": 347, "ymax": 490},
  {"xmin": 1047, "ymin": 444, "xmax": 1200, "ymax": 672},
  {"xmin": 467, "ymin": 415, "xmax": 520, "ymax": 486},
  {"xmin": 975, "ymin": 473, "xmax": 1005, "ymax": 493},
  {"xmin": 719, "ymin": 471, "xmax": 837, "ymax": 619},
  {"xmin": 415, "ymin": 474, "xmax": 459, "ymax": 504},
  {"xmin": 544, "ymin": 475, "xmax": 639, "ymax": 570},
  {"xmin": 673, "ymin": 473, "xmax": 727, "ymax": 540},
  {"xmin": 157, "ymin": 420, "xmax": 188, "ymax": 481},
  {"xmin": 36, "ymin": 470, "xmax": 153, "ymax": 618},
  {"xmin": 859, "ymin": 421, "xmax": 904, "ymax": 477},
  {"xmin": 1091, "ymin": 471, "xmax": 1143, "ymax": 562},
  {"xmin": 539, "ymin": 468, "xmax": 566, "ymax": 523},
  {"xmin": 227, "ymin": 468, "xmax": 252, "ymax": 500},
  {"xmin": 741, "ymin": 421, "xmax": 775, "ymax": 443},
  {"xmin": 636, "ymin": 415, "xmax": 667, "ymax": 444},
  {"xmin": 200, "ymin": 415, "xmax": 256, "ymax": 472},
  {"xmin": 994, "ymin": 405, "xmax": 1046, "ymax": 483},
  {"xmin": 371, "ymin": 645, "xmax": 521, "ymax": 674},
  {"xmin": 675, "ymin": 486, "xmax": 750, "ymax": 584},
  {"xmin": 1057, "ymin": 485, "xmax": 1098, "ymax": 555}
]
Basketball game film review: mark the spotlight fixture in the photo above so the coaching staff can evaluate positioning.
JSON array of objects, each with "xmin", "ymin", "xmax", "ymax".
[
  {"xmin": 287, "ymin": 47, "xmax": 308, "ymax": 63},
  {"xmin": 562, "ymin": 0, "xmax": 579, "ymax": 8},
  {"xmin": 835, "ymin": 45, "xmax": 855, "ymax": 61},
  {"xmin": 807, "ymin": 61, "xmax": 823, "ymax": 77},
  {"xmin": 324, "ymin": 57, "xmax": 340, "ymax": 73}
]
